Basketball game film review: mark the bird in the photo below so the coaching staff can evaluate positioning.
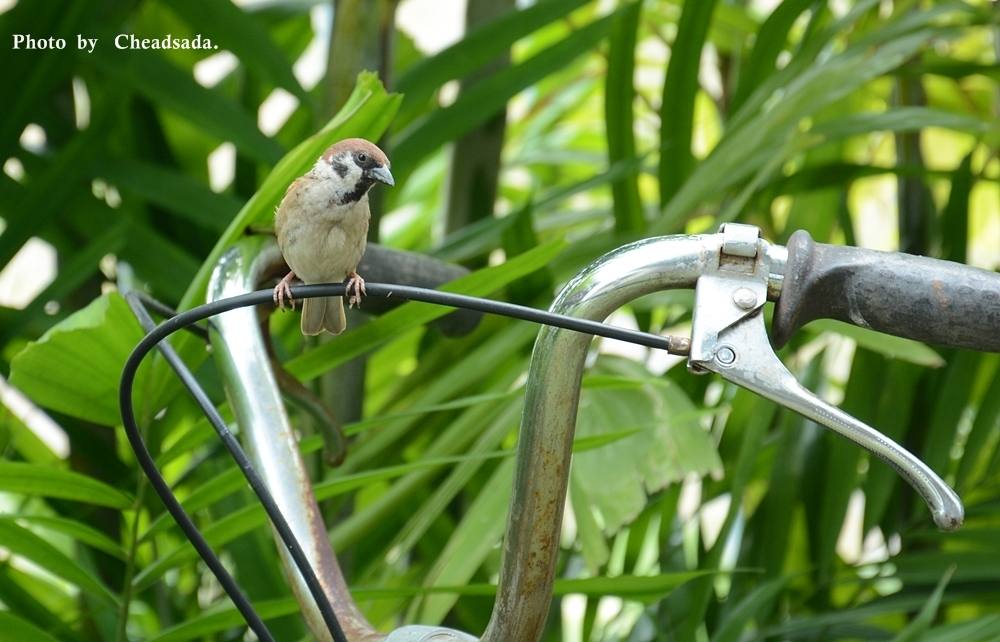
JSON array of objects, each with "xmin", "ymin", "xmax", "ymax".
[{"xmin": 273, "ymin": 138, "xmax": 394, "ymax": 335}]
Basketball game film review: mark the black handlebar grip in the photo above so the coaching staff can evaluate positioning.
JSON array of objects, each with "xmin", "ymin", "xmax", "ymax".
[{"xmin": 772, "ymin": 230, "xmax": 1000, "ymax": 352}]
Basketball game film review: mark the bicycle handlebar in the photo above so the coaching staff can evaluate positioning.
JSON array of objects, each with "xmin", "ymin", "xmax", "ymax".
[{"xmin": 773, "ymin": 229, "xmax": 1000, "ymax": 351}]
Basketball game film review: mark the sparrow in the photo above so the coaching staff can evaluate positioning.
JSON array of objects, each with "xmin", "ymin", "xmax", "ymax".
[{"xmin": 273, "ymin": 138, "xmax": 394, "ymax": 335}]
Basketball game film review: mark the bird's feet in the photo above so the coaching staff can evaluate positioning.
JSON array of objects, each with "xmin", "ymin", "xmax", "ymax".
[
  {"xmin": 345, "ymin": 271, "xmax": 366, "ymax": 308},
  {"xmin": 273, "ymin": 271, "xmax": 297, "ymax": 310}
]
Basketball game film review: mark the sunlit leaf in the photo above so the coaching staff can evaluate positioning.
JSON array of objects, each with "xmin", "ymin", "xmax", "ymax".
[
  {"xmin": 146, "ymin": 572, "xmax": 709, "ymax": 642},
  {"xmin": 165, "ymin": 0, "xmax": 310, "ymax": 103},
  {"xmin": 658, "ymin": 0, "xmax": 718, "ymax": 207},
  {"xmin": 9, "ymin": 293, "xmax": 144, "ymax": 426},
  {"xmin": 656, "ymin": 9, "xmax": 961, "ymax": 231},
  {"xmin": 572, "ymin": 357, "xmax": 720, "ymax": 536},
  {"xmin": 604, "ymin": 0, "xmax": 644, "ymax": 234},
  {"xmin": 9, "ymin": 515, "xmax": 127, "ymax": 560},
  {"xmin": 805, "ymin": 319, "xmax": 945, "ymax": 367},
  {"xmin": 393, "ymin": 10, "xmax": 620, "ymax": 177},
  {"xmin": 812, "ymin": 107, "xmax": 997, "ymax": 140},
  {"xmin": 730, "ymin": 0, "xmax": 813, "ymax": 112},
  {"xmin": 395, "ymin": 0, "xmax": 591, "ymax": 121},
  {"xmin": 0, "ymin": 520, "xmax": 118, "ymax": 606},
  {"xmin": 410, "ymin": 459, "xmax": 513, "ymax": 624},
  {"xmin": 0, "ymin": 462, "xmax": 133, "ymax": 509}
]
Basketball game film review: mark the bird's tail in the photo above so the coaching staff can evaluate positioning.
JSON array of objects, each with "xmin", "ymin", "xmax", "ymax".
[{"xmin": 301, "ymin": 296, "xmax": 346, "ymax": 336}]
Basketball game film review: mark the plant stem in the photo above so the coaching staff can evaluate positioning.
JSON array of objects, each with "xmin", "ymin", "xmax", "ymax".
[{"xmin": 115, "ymin": 478, "xmax": 148, "ymax": 642}]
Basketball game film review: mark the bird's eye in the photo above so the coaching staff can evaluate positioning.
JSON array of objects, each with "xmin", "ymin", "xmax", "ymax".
[{"xmin": 357, "ymin": 152, "xmax": 368, "ymax": 164}]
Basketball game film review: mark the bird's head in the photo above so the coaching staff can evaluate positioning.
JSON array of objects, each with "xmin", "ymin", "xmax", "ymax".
[{"xmin": 315, "ymin": 138, "xmax": 394, "ymax": 205}]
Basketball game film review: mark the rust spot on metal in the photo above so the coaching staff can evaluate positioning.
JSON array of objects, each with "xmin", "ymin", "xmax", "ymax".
[{"xmin": 931, "ymin": 280, "xmax": 950, "ymax": 307}]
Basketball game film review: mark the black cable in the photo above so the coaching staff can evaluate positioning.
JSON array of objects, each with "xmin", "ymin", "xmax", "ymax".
[
  {"xmin": 119, "ymin": 282, "xmax": 689, "ymax": 639},
  {"xmin": 123, "ymin": 294, "xmax": 349, "ymax": 642},
  {"xmin": 120, "ymin": 303, "xmax": 281, "ymax": 642},
  {"xmin": 290, "ymin": 283, "xmax": 691, "ymax": 353},
  {"xmin": 132, "ymin": 291, "xmax": 210, "ymax": 341}
]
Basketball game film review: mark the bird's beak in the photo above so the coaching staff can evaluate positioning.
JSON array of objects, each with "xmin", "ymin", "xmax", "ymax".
[{"xmin": 368, "ymin": 165, "xmax": 394, "ymax": 187}]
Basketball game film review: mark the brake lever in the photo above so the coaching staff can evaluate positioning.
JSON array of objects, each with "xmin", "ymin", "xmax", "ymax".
[{"xmin": 689, "ymin": 224, "xmax": 964, "ymax": 530}]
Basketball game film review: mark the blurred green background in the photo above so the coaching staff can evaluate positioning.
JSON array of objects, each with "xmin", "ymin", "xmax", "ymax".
[{"xmin": 1, "ymin": 0, "xmax": 999, "ymax": 640}]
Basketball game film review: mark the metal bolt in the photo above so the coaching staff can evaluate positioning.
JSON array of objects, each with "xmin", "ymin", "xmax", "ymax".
[
  {"xmin": 715, "ymin": 346, "xmax": 736, "ymax": 365},
  {"xmin": 733, "ymin": 288, "xmax": 757, "ymax": 310}
]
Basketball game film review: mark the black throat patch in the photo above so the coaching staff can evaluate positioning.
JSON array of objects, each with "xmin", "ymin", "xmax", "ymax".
[{"xmin": 339, "ymin": 178, "xmax": 374, "ymax": 205}]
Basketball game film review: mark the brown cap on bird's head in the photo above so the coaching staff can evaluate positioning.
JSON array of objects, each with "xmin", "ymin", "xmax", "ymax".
[{"xmin": 322, "ymin": 138, "xmax": 390, "ymax": 167}]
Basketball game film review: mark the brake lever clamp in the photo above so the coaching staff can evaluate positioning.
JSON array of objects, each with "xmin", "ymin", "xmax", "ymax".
[{"xmin": 689, "ymin": 223, "xmax": 964, "ymax": 531}]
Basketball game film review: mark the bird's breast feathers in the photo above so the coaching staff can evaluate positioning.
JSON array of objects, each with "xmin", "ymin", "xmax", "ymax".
[{"xmin": 276, "ymin": 185, "xmax": 370, "ymax": 284}]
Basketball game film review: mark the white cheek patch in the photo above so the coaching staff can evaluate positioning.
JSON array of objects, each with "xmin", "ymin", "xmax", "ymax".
[
  {"xmin": 303, "ymin": 154, "xmax": 369, "ymax": 206},
  {"xmin": 315, "ymin": 156, "xmax": 362, "ymax": 182},
  {"xmin": 343, "ymin": 163, "xmax": 362, "ymax": 184}
]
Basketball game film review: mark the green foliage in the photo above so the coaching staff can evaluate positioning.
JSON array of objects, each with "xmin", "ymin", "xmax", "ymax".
[
  {"xmin": 1, "ymin": 1, "xmax": 998, "ymax": 641},
  {"xmin": 658, "ymin": 0, "xmax": 718, "ymax": 206},
  {"xmin": 605, "ymin": 1, "xmax": 645, "ymax": 234},
  {"xmin": 0, "ymin": 519, "xmax": 119, "ymax": 606},
  {"xmin": 0, "ymin": 611, "xmax": 64, "ymax": 642},
  {"xmin": 0, "ymin": 461, "xmax": 132, "ymax": 508},
  {"xmin": 10, "ymin": 293, "xmax": 143, "ymax": 426},
  {"xmin": 573, "ymin": 359, "xmax": 721, "ymax": 536}
]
